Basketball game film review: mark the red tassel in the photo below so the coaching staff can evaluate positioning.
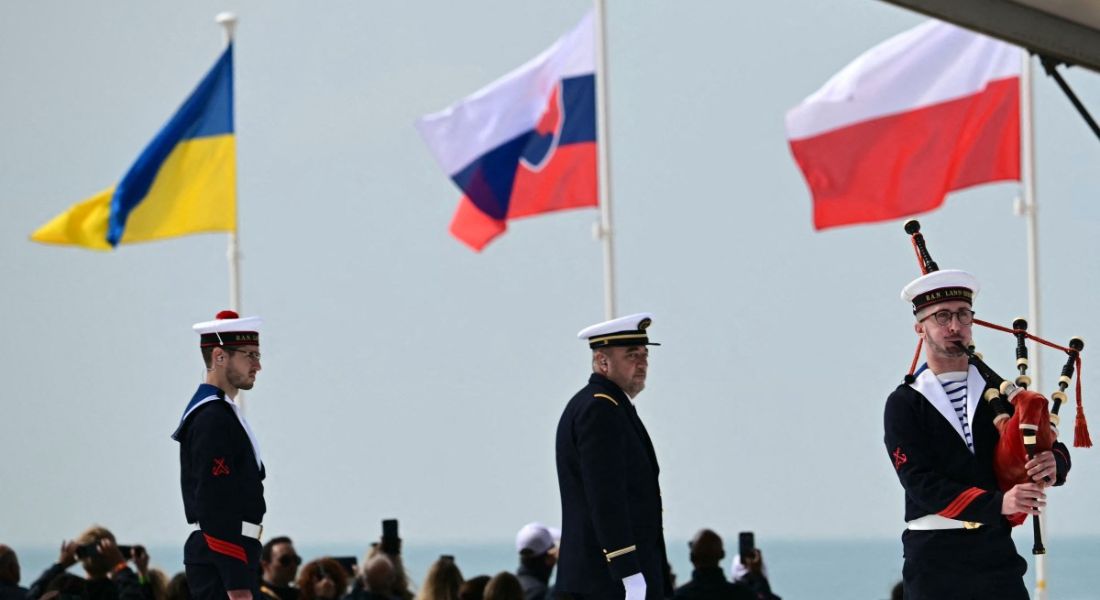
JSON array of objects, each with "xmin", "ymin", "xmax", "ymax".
[
  {"xmin": 1074, "ymin": 356, "xmax": 1090, "ymax": 447},
  {"xmin": 1075, "ymin": 404, "xmax": 1093, "ymax": 448}
]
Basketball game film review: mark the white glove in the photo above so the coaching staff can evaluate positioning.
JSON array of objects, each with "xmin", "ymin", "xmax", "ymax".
[{"xmin": 622, "ymin": 572, "xmax": 646, "ymax": 600}]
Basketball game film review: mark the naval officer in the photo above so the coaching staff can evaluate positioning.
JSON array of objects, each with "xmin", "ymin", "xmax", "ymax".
[
  {"xmin": 555, "ymin": 313, "xmax": 670, "ymax": 600},
  {"xmin": 885, "ymin": 269, "xmax": 1071, "ymax": 599},
  {"xmin": 173, "ymin": 310, "xmax": 267, "ymax": 600}
]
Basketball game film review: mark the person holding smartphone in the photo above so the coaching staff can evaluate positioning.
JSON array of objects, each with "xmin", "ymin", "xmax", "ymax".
[
  {"xmin": 25, "ymin": 527, "xmax": 144, "ymax": 600},
  {"xmin": 673, "ymin": 529, "xmax": 780, "ymax": 600},
  {"xmin": 555, "ymin": 313, "xmax": 671, "ymax": 600},
  {"xmin": 173, "ymin": 311, "xmax": 267, "ymax": 600}
]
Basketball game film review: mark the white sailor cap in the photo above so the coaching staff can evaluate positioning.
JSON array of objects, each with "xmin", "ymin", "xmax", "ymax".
[
  {"xmin": 577, "ymin": 312, "xmax": 660, "ymax": 349},
  {"xmin": 901, "ymin": 269, "xmax": 980, "ymax": 315},
  {"xmin": 515, "ymin": 522, "xmax": 556, "ymax": 555},
  {"xmin": 192, "ymin": 310, "xmax": 262, "ymax": 347}
]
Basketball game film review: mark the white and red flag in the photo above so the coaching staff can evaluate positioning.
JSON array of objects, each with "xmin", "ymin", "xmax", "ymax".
[{"xmin": 786, "ymin": 21, "xmax": 1022, "ymax": 230}]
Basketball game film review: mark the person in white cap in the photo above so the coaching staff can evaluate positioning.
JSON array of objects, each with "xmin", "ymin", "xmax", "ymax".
[
  {"xmin": 172, "ymin": 310, "xmax": 268, "ymax": 600},
  {"xmin": 555, "ymin": 313, "xmax": 670, "ymax": 600},
  {"xmin": 885, "ymin": 223, "xmax": 1071, "ymax": 600},
  {"xmin": 514, "ymin": 523, "xmax": 557, "ymax": 600}
]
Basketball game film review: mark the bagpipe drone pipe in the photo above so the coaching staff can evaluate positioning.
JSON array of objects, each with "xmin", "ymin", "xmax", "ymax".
[{"xmin": 902, "ymin": 220, "xmax": 1091, "ymax": 555}]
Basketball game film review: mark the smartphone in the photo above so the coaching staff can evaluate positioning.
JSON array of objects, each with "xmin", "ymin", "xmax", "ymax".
[
  {"xmin": 738, "ymin": 531, "xmax": 755, "ymax": 559},
  {"xmin": 381, "ymin": 519, "xmax": 400, "ymax": 554},
  {"xmin": 118, "ymin": 545, "xmax": 134, "ymax": 560},
  {"xmin": 75, "ymin": 542, "xmax": 99, "ymax": 559},
  {"xmin": 332, "ymin": 556, "xmax": 357, "ymax": 576}
]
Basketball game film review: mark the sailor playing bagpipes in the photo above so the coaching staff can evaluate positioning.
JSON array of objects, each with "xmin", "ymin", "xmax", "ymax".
[{"xmin": 884, "ymin": 221, "xmax": 1089, "ymax": 600}]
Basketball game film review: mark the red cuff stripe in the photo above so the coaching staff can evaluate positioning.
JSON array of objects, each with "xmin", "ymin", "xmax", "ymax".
[
  {"xmin": 942, "ymin": 487, "xmax": 984, "ymax": 518},
  {"xmin": 940, "ymin": 487, "xmax": 982, "ymax": 518},
  {"xmin": 203, "ymin": 533, "xmax": 248, "ymax": 563},
  {"xmin": 939, "ymin": 487, "xmax": 985, "ymax": 519},
  {"xmin": 1053, "ymin": 448, "xmax": 1068, "ymax": 465}
]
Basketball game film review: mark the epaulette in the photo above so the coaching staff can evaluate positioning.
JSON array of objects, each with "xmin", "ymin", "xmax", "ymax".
[{"xmin": 593, "ymin": 393, "xmax": 618, "ymax": 406}]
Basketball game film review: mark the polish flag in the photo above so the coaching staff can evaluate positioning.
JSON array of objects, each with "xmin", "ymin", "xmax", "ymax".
[{"xmin": 786, "ymin": 21, "xmax": 1022, "ymax": 230}]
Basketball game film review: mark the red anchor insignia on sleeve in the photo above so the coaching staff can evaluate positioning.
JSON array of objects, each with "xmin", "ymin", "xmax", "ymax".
[
  {"xmin": 212, "ymin": 458, "xmax": 231, "ymax": 477},
  {"xmin": 893, "ymin": 446, "xmax": 908, "ymax": 471}
]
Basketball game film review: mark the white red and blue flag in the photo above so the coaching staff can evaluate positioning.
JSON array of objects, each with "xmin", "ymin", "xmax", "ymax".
[{"xmin": 417, "ymin": 10, "xmax": 597, "ymax": 251}]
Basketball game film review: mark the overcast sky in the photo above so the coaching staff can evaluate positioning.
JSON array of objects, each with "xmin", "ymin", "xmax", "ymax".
[{"xmin": 2, "ymin": 0, "xmax": 1099, "ymax": 558}]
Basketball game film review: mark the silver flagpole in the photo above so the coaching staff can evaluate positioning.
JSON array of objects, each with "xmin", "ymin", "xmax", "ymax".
[
  {"xmin": 216, "ymin": 12, "xmax": 245, "ymax": 412},
  {"xmin": 593, "ymin": 0, "xmax": 617, "ymax": 320},
  {"xmin": 217, "ymin": 12, "xmax": 241, "ymax": 315},
  {"xmin": 1017, "ymin": 49, "xmax": 1047, "ymax": 600}
]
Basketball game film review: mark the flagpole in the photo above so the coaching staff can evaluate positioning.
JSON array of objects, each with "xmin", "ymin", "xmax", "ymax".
[
  {"xmin": 216, "ymin": 12, "xmax": 245, "ymax": 412},
  {"xmin": 1018, "ymin": 49, "xmax": 1047, "ymax": 600},
  {"xmin": 216, "ymin": 12, "xmax": 241, "ymax": 316},
  {"xmin": 593, "ymin": 0, "xmax": 617, "ymax": 320}
]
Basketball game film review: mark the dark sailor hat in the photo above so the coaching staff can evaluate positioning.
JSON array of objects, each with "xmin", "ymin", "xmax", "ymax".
[
  {"xmin": 901, "ymin": 269, "xmax": 980, "ymax": 315},
  {"xmin": 192, "ymin": 310, "xmax": 262, "ymax": 347},
  {"xmin": 577, "ymin": 312, "xmax": 661, "ymax": 349}
]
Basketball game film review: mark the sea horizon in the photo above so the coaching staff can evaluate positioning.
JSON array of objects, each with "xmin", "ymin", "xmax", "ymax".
[{"xmin": 10, "ymin": 535, "xmax": 1100, "ymax": 599}]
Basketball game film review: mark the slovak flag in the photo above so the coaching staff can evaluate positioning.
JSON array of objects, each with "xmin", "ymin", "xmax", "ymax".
[
  {"xmin": 416, "ymin": 11, "xmax": 597, "ymax": 251},
  {"xmin": 786, "ymin": 21, "xmax": 1021, "ymax": 230}
]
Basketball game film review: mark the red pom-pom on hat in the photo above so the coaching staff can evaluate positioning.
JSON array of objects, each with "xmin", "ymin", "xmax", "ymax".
[{"xmin": 193, "ymin": 312, "xmax": 261, "ymax": 347}]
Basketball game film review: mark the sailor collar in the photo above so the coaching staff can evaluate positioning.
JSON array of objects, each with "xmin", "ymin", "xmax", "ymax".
[{"xmin": 908, "ymin": 363, "xmax": 983, "ymax": 451}]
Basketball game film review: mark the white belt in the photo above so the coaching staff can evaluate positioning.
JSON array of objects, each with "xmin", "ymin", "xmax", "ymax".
[
  {"xmin": 192, "ymin": 521, "xmax": 264, "ymax": 540},
  {"xmin": 907, "ymin": 514, "xmax": 983, "ymax": 530}
]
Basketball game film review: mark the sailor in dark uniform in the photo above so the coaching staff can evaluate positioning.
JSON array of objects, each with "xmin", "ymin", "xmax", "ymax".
[
  {"xmin": 885, "ymin": 269, "xmax": 1071, "ymax": 600},
  {"xmin": 556, "ymin": 313, "xmax": 670, "ymax": 600},
  {"xmin": 173, "ymin": 310, "xmax": 267, "ymax": 600}
]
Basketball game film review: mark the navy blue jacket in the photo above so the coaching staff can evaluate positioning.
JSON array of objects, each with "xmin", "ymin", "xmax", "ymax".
[
  {"xmin": 555, "ymin": 373, "xmax": 669, "ymax": 599},
  {"xmin": 884, "ymin": 366, "xmax": 1070, "ymax": 526},
  {"xmin": 173, "ymin": 384, "xmax": 266, "ymax": 592}
]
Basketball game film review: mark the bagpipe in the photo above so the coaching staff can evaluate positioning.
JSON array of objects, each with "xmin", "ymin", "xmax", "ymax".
[{"xmin": 903, "ymin": 220, "xmax": 1091, "ymax": 555}]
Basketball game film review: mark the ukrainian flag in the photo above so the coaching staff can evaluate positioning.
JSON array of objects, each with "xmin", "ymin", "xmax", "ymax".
[{"xmin": 32, "ymin": 45, "xmax": 236, "ymax": 250}]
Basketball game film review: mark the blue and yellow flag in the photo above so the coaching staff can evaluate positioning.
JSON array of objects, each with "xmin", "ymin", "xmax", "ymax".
[{"xmin": 32, "ymin": 45, "xmax": 236, "ymax": 250}]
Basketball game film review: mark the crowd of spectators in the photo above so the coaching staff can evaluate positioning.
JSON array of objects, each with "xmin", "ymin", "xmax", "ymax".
[
  {"xmin": 1, "ymin": 523, "xmax": 781, "ymax": 600},
  {"xmin": 1, "ymin": 527, "xmax": 184, "ymax": 600}
]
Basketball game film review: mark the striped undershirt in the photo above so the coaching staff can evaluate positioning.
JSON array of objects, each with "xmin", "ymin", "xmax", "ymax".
[{"xmin": 937, "ymin": 371, "xmax": 973, "ymax": 453}]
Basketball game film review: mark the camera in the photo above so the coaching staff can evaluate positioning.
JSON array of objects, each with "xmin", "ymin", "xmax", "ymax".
[
  {"xmin": 74, "ymin": 542, "xmax": 137, "ymax": 560},
  {"xmin": 74, "ymin": 543, "xmax": 99, "ymax": 559}
]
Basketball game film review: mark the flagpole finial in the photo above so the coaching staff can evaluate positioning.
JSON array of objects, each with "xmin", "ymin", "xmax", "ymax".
[{"xmin": 215, "ymin": 12, "xmax": 238, "ymax": 42}]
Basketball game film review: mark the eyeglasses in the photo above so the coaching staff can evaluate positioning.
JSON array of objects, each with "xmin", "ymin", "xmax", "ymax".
[
  {"xmin": 277, "ymin": 554, "xmax": 301, "ymax": 567},
  {"xmin": 921, "ymin": 308, "xmax": 975, "ymax": 326},
  {"xmin": 228, "ymin": 348, "xmax": 262, "ymax": 362}
]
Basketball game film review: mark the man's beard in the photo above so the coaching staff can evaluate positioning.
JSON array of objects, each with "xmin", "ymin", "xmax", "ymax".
[
  {"xmin": 928, "ymin": 337, "xmax": 966, "ymax": 359},
  {"xmin": 229, "ymin": 371, "xmax": 256, "ymax": 390}
]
